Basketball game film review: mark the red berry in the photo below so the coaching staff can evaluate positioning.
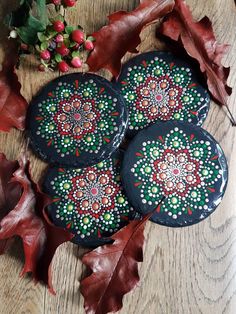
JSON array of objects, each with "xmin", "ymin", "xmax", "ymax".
[
  {"xmin": 51, "ymin": 0, "xmax": 61, "ymax": 4},
  {"xmin": 56, "ymin": 44, "xmax": 69, "ymax": 56},
  {"xmin": 53, "ymin": 20, "xmax": 65, "ymax": 33},
  {"xmin": 38, "ymin": 64, "xmax": 46, "ymax": 72},
  {"xmin": 84, "ymin": 40, "xmax": 94, "ymax": 51},
  {"xmin": 40, "ymin": 50, "xmax": 51, "ymax": 60},
  {"xmin": 55, "ymin": 34, "xmax": 64, "ymax": 43},
  {"xmin": 71, "ymin": 30, "xmax": 84, "ymax": 44},
  {"xmin": 71, "ymin": 57, "xmax": 82, "ymax": 68},
  {"xmin": 20, "ymin": 43, "xmax": 29, "ymax": 51},
  {"xmin": 63, "ymin": 0, "xmax": 76, "ymax": 7},
  {"xmin": 58, "ymin": 61, "xmax": 69, "ymax": 72}
]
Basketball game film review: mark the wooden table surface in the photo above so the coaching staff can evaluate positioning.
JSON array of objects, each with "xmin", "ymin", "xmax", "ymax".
[{"xmin": 0, "ymin": 0, "xmax": 236, "ymax": 313}]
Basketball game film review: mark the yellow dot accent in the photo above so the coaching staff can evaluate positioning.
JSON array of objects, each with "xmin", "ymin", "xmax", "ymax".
[
  {"xmin": 173, "ymin": 141, "xmax": 179, "ymax": 148},
  {"xmin": 174, "ymin": 113, "xmax": 181, "ymax": 119},
  {"xmin": 153, "ymin": 150, "xmax": 159, "ymax": 157},
  {"xmin": 152, "ymin": 187, "xmax": 158, "ymax": 193},
  {"xmin": 104, "ymin": 214, "xmax": 111, "ymax": 221},
  {"xmin": 118, "ymin": 197, "xmax": 125, "ymax": 204},
  {"xmin": 171, "ymin": 197, "xmax": 178, "ymax": 205},
  {"xmin": 83, "ymin": 217, "xmax": 90, "ymax": 224},
  {"xmin": 48, "ymin": 124, "xmax": 55, "ymax": 131},
  {"xmin": 137, "ymin": 75, "xmax": 143, "ymax": 82},
  {"xmin": 67, "ymin": 205, "xmax": 73, "ymax": 211},
  {"xmin": 63, "ymin": 183, "xmax": 70, "ymax": 189},
  {"xmin": 145, "ymin": 166, "xmax": 151, "ymax": 173}
]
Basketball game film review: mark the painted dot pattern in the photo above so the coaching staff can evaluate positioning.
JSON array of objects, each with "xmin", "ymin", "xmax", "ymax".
[
  {"xmin": 122, "ymin": 122, "xmax": 228, "ymax": 227},
  {"xmin": 28, "ymin": 73, "xmax": 127, "ymax": 167},
  {"xmin": 44, "ymin": 152, "xmax": 136, "ymax": 246},
  {"xmin": 117, "ymin": 51, "xmax": 210, "ymax": 136}
]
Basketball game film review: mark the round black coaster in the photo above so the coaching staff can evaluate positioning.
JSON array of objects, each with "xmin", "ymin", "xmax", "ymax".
[
  {"xmin": 27, "ymin": 73, "xmax": 128, "ymax": 168},
  {"xmin": 121, "ymin": 121, "xmax": 228, "ymax": 227},
  {"xmin": 43, "ymin": 151, "xmax": 137, "ymax": 247},
  {"xmin": 116, "ymin": 51, "xmax": 210, "ymax": 137}
]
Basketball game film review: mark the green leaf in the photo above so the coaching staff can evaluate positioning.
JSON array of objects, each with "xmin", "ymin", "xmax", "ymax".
[
  {"xmin": 72, "ymin": 51, "xmax": 80, "ymax": 58},
  {"xmin": 35, "ymin": 0, "xmax": 48, "ymax": 27},
  {"xmin": 64, "ymin": 38, "xmax": 70, "ymax": 47},
  {"xmin": 52, "ymin": 14, "xmax": 64, "ymax": 22},
  {"xmin": 9, "ymin": 0, "xmax": 48, "ymax": 45},
  {"xmin": 46, "ymin": 28, "xmax": 58, "ymax": 39},
  {"xmin": 18, "ymin": 15, "xmax": 46, "ymax": 45},
  {"xmin": 65, "ymin": 26, "xmax": 74, "ymax": 35},
  {"xmin": 40, "ymin": 41, "xmax": 49, "ymax": 50},
  {"xmin": 69, "ymin": 42, "xmax": 77, "ymax": 48},
  {"xmin": 87, "ymin": 36, "xmax": 95, "ymax": 42},
  {"xmin": 54, "ymin": 54, "xmax": 62, "ymax": 63},
  {"xmin": 37, "ymin": 32, "xmax": 47, "ymax": 42}
]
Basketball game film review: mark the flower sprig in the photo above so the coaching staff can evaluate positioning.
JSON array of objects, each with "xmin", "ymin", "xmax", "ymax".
[
  {"xmin": 37, "ymin": 15, "xmax": 94, "ymax": 72},
  {"xmin": 6, "ymin": 0, "xmax": 94, "ymax": 72}
]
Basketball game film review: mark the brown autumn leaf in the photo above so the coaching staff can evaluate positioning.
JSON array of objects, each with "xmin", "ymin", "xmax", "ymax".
[
  {"xmin": 80, "ymin": 210, "xmax": 155, "ymax": 314},
  {"xmin": 0, "ymin": 43, "xmax": 28, "ymax": 132},
  {"xmin": 87, "ymin": 0, "xmax": 175, "ymax": 77},
  {"xmin": 0, "ymin": 153, "xmax": 21, "ymax": 254},
  {"xmin": 159, "ymin": 0, "xmax": 234, "ymax": 123},
  {"xmin": 0, "ymin": 154, "xmax": 73, "ymax": 293}
]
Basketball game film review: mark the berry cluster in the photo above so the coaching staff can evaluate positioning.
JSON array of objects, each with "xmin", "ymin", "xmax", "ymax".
[
  {"xmin": 8, "ymin": 0, "xmax": 94, "ymax": 73},
  {"xmin": 37, "ymin": 16, "xmax": 94, "ymax": 72},
  {"xmin": 49, "ymin": 0, "xmax": 78, "ymax": 8}
]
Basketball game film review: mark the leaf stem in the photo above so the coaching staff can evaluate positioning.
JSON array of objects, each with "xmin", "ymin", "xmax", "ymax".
[{"xmin": 226, "ymin": 105, "xmax": 236, "ymax": 126}]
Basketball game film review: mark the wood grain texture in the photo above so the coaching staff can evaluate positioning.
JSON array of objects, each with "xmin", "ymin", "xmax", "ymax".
[{"xmin": 0, "ymin": 0, "xmax": 236, "ymax": 313}]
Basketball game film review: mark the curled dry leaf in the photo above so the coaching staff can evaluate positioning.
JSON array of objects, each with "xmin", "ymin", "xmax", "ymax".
[
  {"xmin": 159, "ymin": 0, "xmax": 234, "ymax": 123},
  {"xmin": 87, "ymin": 0, "xmax": 175, "ymax": 77},
  {"xmin": 0, "ymin": 153, "xmax": 21, "ymax": 254},
  {"xmin": 0, "ymin": 154, "xmax": 73, "ymax": 293},
  {"xmin": 80, "ymin": 205, "xmax": 162, "ymax": 314},
  {"xmin": 0, "ymin": 43, "xmax": 28, "ymax": 132}
]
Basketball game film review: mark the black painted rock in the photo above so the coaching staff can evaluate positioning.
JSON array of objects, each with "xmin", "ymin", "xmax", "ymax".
[
  {"xmin": 117, "ymin": 51, "xmax": 210, "ymax": 137},
  {"xmin": 28, "ymin": 73, "xmax": 127, "ymax": 167},
  {"xmin": 122, "ymin": 121, "xmax": 228, "ymax": 227},
  {"xmin": 44, "ymin": 151, "xmax": 137, "ymax": 247}
]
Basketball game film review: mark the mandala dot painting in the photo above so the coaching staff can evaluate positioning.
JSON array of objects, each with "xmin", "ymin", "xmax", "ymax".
[
  {"xmin": 117, "ymin": 51, "xmax": 210, "ymax": 137},
  {"xmin": 122, "ymin": 121, "xmax": 228, "ymax": 227},
  {"xmin": 27, "ymin": 73, "xmax": 128, "ymax": 167},
  {"xmin": 44, "ymin": 151, "xmax": 137, "ymax": 247}
]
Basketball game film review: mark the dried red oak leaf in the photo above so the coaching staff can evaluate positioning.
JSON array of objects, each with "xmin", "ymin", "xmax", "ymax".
[
  {"xmin": 0, "ymin": 45, "xmax": 28, "ymax": 132},
  {"xmin": 0, "ymin": 153, "xmax": 21, "ymax": 254},
  {"xmin": 159, "ymin": 0, "xmax": 232, "ymax": 110},
  {"xmin": 87, "ymin": 0, "xmax": 174, "ymax": 77},
  {"xmin": 80, "ymin": 213, "xmax": 152, "ymax": 314},
  {"xmin": 0, "ymin": 155, "xmax": 73, "ymax": 294}
]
